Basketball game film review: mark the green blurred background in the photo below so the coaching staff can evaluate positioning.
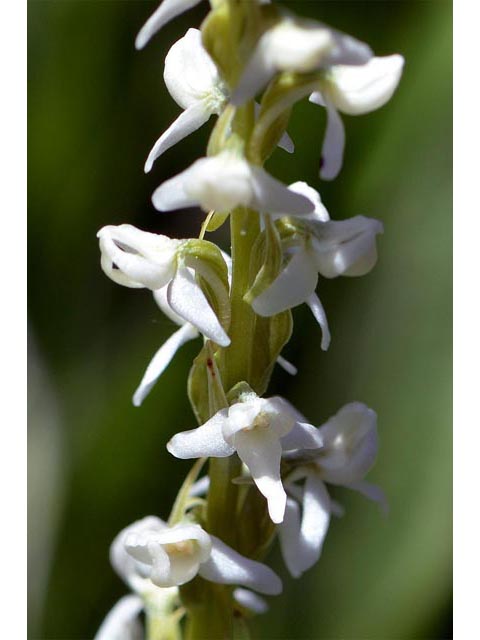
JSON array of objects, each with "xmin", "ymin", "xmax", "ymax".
[{"xmin": 28, "ymin": 1, "xmax": 452, "ymax": 638}]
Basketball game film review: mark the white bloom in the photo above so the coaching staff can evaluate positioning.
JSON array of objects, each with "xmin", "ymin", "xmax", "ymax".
[
  {"xmin": 152, "ymin": 151, "xmax": 315, "ymax": 216},
  {"xmin": 278, "ymin": 402, "xmax": 386, "ymax": 578},
  {"xmin": 97, "ymin": 224, "xmax": 230, "ymax": 348},
  {"xmin": 145, "ymin": 29, "xmax": 294, "ymax": 173},
  {"xmin": 115, "ymin": 516, "xmax": 282, "ymax": 594},
  {"xmin": 145, "ymin": 29, "xmax": 227, "ymax": 173},
  {"xmin": 135, "ymin": 0, "xmax": 202, "ymax": 50},
  {"xmin": 167, "ymin": 395, "xmax": 322, "ymax": 523},
  {"xmin": 252, "ymin": 213, "xmax": 383, "ymax": 349},
  {"xmin": 310, "ymin": 54, "xmax": 405, "ymax": 180},
  {"xmin": 232, "ymin": 18, "xmax": 372, "ymax": 105}
]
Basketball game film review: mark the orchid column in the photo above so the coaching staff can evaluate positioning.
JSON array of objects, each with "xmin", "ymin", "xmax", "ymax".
[{"xmin": 95, "ymin": 1, "xmax": 403, "ymax": 639}]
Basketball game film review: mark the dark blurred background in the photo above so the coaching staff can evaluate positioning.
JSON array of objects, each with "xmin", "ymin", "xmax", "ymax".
[{"xmin": 28, "ymin": 1, "xmax": 452, "ymax": 638}]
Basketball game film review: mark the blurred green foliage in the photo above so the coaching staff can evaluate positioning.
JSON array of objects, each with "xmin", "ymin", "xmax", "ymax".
[{"xmin": 28, "ymin": 1, "xmax": 452, "ymax": 638}]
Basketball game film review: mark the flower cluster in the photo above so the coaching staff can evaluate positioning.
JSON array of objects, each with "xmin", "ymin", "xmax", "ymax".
[{"xmin": 96, "ymin": 1, "xmax": 403, "ymax": 637}]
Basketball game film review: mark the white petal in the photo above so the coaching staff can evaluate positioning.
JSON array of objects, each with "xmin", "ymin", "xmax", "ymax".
[
  {"xmin": 132, "ymin": 323, "xmax": 199, "ymax": 407},
  {"xmin": 167, "ymin": 410, "xmax": 235, "ymax": 459},
  {"xmin": 317, "ymin": 402, "xmax": 378, "ymax": 485},
  {"xmin": 145, "ymin": 103, "xmax": 212, "ymax": 173},
  {"xmin": 153, "ymin": 285, "xmax": 186, "ymax": 326},
  {"xmin": 305, "ymin": 293, "xmax": 331, "ymax": 350},
  {"xmin": 325, "ymin": 55, "xmax": 404, "ymax": 115},
  {"xmin": 152, "ymin": 165, "xmax": 200, "ymax": 211},
  {"xmin": 325, "ymin": 29, "xmax": 373, "ymax": 66},
  {"xmin": 230, "ymin": 49, "xmax": 276, "ymax": 106},
  {"xmin": 276, "ymin": 355, "xmax": 297, "ymax": 376},
  {"xmin": 233, "ymin": 429, "xmax": 286, "ymax": 523},
  {"xmin": 297, "ymin": 471, "xmax": 331, "ymax": 574},
  {"xmin": 164, "ymin": 28, "xmax": 223, "ymax": 109},
  {"xmin": 287, "ymin": 182, "xmax": 330, "ymax": 222},
  {"xmin": 199, "ymin": 535, "xmax": 282, "ymax": 595},
  {"xmin": 233, "ymin": 588, "xmax": 269, "ymax": 614},
  {"xmin": 346, "ymin": 480, "xmax": 388, "ymax": 515},
  {"xmin": 252, "ymin": 250, "xmax": 318, "ymax": 316},
  {"xmin": 189, "ymin": 475, "xmax": 210, "ymax": 497},
  {"xmin": 278, "ymin": 497, "xmax": 303, "ymax": 578},
  {"xmin": 250, "ymin": 167, "xmax": 315, "ymax": 217},
  {"xmin": 313, "ymin": 216, "xmax": 383, "ymax": 278},
  {"xmin": 224, "ymin": 396, "xmax": 297, "ymax": 441},
  {"xmin": 281, "ymin": 421, "xmax": 323, "ymax": 451},
  {"xmin": 94, "ymin": 595, "xmax": 143, "ymax": 640},
  {"xmin": 319, "ymin": 101, "xmax": 345, "ymax": 180},
  {"xmin": 167, "ymin": 266, "xmax": 230, "ymax": 346},
  {"xmin": 135, "ymin": 0, "xmax": 202, "ymax": 50}
]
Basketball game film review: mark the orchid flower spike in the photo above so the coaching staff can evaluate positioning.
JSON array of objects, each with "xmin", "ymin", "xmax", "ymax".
[
  {"xmin": 252, "ymin": 211, "xmax": 383, "ymax": 349},
  {"xmin": 310, "ymin": 54, "xmax": 405, "ymax": 180},
  {"xmin": 97, "ymin": 224, "xmax": 230, "ymax": 348},
  {"xmin": 231, "ymin": 17, "xmax": 372, "ymax": 106},
  {"xmin": 279, "ymin": 402, "xmax": 387, "ymax": 578},
  {"xmin": 115, "ymin": 516, "xmax": 282, "ymax": 595},
  {"xmin": 135, "ymin": 0, "xmax": 202, "ymax": 50},
  {"xmin": 168, "ymin": 394, "xmax": 323, "ymax": 524},
  {"xmin": 152, "ymin": 151, "xmax": 314, "ymax": 217}
]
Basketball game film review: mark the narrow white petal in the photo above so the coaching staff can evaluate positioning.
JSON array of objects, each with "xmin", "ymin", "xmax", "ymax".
[
  {"xmin": 276, "ymin": 355, "xmax": 297, "ymax": 376},
  {"xmin": 94, "ymin": 595, "xmax": 143, "ymax": 640},
  {"xmin": 252, "ymin": 251, "xmax": 318, "ymax": 316},
  {"xmin": 305, "ymin": 293, "xmax": 331, "ymax": 350},
  {"xmin": 250, "ymin": 167, "xmax": 315, "ymax": 217},
  {"xmin": 277, "ymin": 498, "xmax": 303, "ymax": 578},
  {"xmin": 135, "ymin": 0, "xmax": 202, "ymax": 50},
  {"xmin": 297, "ymin": 471, "xmax": 331, "ymax": 573},
  {"xmin": 278, "ymin": 130, "xmax": 295, "ymax": 153},
  {"xmin": 199, "ymin": 535, "xmax": 282, "ymax": 595},
  {"xmin": 281, "ymin": 421, "xmax": 323, "ymax": 451},
  {"xmin": 152, "ymin": 166, "xmax": 199, "ymax": 212},
  {"xmin": 234, "ymin": 429, "xmax": 286, "ymax": 523},
  {"xmin": 346, "ymin": 480, "xmax": 388, "ymax": 515},
  {"xmin": 319, "ymin": 101, "xmax": 345, "ymax": 180},
  {"xmin": 233, "ymin": 588, "xmax": 269, "ymax": 614},
  {"xmin": 231, "ymin": 49, "xmax": 276, "ymax": 105},
  {"xmin": 326, "ymin": 54, "xmax": 405, "ymax": 115},
  {"xmin": 145, "ymin": 103, "xmax": 211, "ymax": 173},
  {"xmin": 132, "ymin": 323, "xmax": 199, "ymax": 407},
  {"xmin": 326, "ymin": 30, "xmax": 373, "ymax": 66},
  {"xmin": 167, "ymin": 410, "xmax": 235, "ymax": 459},
  {"xmin": 189, "ymin": 475, "xmax": 210, "ymax": 497},
  {"xmin": 167, "ymin": 266, "xmax": 230, "ymax": 346}
]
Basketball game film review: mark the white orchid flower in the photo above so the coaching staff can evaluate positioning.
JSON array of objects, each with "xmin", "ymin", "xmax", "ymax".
[
  {"xmin": 278, "ymin": 402, "xmax": 387, "ymax": 578},
  {"xmin": 135, "ymin": 0, "xmax": 203, "ymax": 50},
  {"xmin": 115, "ymin": 516, "xmax": 282, "ymax": 595},
  {"xmin": 167, "ymin": 394, "xmax": 323, "ymax": 524},
  {"xmin": 231, "ymin": 18, "xmax": 372, "ymax": 106},
  {"xmin": 310, "ymin": 54, "xmax": 405, "ymax": 180},
  {"xmin": 152, "ymin": 151, "xmax": 314, "ymax": 216},
  {"xmin": 95, "ymin": 518, "xmax": 181, "ymax": 640},
  {"xmin": 97, "ymin": 224, "xmax": 230, "ymax": 349},
  {"xmin": 145, "ymin": 29, "xmax": 293, "ymax": 173},
  {"xmin": 252, "ymin": 213, "xmax": 383, "ymax": 349}
]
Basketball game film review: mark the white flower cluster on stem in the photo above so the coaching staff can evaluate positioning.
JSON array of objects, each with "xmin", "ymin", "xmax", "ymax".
[{"xmin": 96, "ymin": 1, "xmax": 403, "ymax": 638}]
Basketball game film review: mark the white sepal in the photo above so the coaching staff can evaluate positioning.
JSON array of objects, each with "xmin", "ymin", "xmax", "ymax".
[
  {"xmin": 305, "ymin": 293, "xmax": 331, "ymax": 351},
  {"xmin": 94, "ymin": 595, "xmax": 143, "ymax": 640},
  {"xmin": 135, "ymin": 0, "xmax": 202, "ymax": 50},
  {"xmin": 319, "ymin": 100, "xmax": 345, "ymax": 181},
  {"xmin": 132, "ymin": 323, "xmax": 199, "ymax": 407},
  {"xmin": 167, "ymin": 410, "xmax": 235, "ymax": 459},
  {"xmin": 199, "ymin": 535, "xmax": 282, "ymax": 595}
]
